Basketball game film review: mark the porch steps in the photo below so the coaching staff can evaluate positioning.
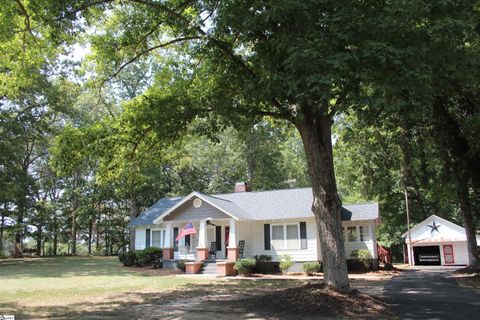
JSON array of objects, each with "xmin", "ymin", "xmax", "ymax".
[
  {"xmin": 200, "ymin": 261, "xmax": 217, "ymax": 275},
  {"xmin": 163, "ymin": 260, "xmax": 177, "ymax": 270}
]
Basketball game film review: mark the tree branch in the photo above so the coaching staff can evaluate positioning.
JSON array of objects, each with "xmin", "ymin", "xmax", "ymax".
[
  {"xmin": 14, "ymin": 0, "xmax": 38, "ymax": 42},
  {"xmin": 108, "ymin": 36, "xmax": 201, "ymax": 81}
]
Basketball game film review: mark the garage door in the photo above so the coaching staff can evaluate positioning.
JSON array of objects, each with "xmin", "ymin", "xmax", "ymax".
[{"xmin": 414, "ymin": 246, "xmax": 441, "ymax": 266}]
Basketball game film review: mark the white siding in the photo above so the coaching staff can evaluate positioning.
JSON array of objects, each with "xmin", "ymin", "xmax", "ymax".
[
  {"xmin": 135, "ymin": 227, "xmax": 146, "ymax": 250},
  {"xmin": 238, "ymin": 221, "xmax": 253, "ymax": 257},
  {"xmin": 251, "ymin": 218, "xmax": 319, "ymax": 262},
  {"xmin": 342, "ymin": 221, "xmax": 377, "ymax": 259}
]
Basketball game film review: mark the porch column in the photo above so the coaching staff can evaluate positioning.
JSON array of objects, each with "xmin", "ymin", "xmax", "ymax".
[
  {"xmin": 163, "ymin": 223, "xmax": 174, "ymax": 260},
  {"xmin": 227, "ymin": 219, "xmax": 239, "ymax": 262},
  {"xmin": 196, "ymin": 220, "xmax": 209, "ymax": 261}
]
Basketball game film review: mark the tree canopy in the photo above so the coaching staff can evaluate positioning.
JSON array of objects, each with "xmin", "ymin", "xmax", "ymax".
[{"xmin": 0, "ymin": 0, "xmax": 479, "ymax": 292}]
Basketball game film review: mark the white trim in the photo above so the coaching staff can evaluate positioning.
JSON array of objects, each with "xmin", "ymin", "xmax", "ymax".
[
  {"xmin": 270, "ymin": 222, "xmax": 301, "ymax": 250},
  {"xmin": 402, "ymin": 214, "xmax": 467, "ymax": 238},
  {"xmin": 152, "ymin": 192, "xmax": 240, "ymax": 224}
]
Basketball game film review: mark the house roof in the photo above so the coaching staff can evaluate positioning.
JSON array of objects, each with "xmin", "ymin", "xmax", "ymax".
[
  {"xmin": 129, "ymin": 187, "xmax": 380, "ymax": 226},
  {"xmin": 402, "ymin": 214, "xmax": 480, "ymax": 243}
]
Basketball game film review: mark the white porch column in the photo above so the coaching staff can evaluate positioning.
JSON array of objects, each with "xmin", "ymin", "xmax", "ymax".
[
  {"xmin": 227, "ymin": 219, "xmax": 239, "ymax": 262},
  {"xmin": 195, "ymin": 220, "xmax": 209, "ymax": 261},
  {"xmin": 198, "ymin": 220, "xmax": 207, "ymax": 248},
  {"xmin": 229, "ymin": 219, "xmax": 237, "ymax": 247},
  {"xmin": 164, "ymin": 223, "xmax": 172, "ymax": 248},
  {"xmin": 163, "ymin": 222, "xmax": 174, "ymax": 260}
]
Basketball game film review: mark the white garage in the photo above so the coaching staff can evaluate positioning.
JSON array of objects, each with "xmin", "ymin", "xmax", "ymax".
[{"xmin": 403, "ymin": 215, "xmax": 480, "ymax": 266}]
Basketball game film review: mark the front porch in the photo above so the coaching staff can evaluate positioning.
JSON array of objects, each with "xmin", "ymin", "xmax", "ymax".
[{"xmin": 161, "ymin": 218, "xmax": 243, "ymax": 264}]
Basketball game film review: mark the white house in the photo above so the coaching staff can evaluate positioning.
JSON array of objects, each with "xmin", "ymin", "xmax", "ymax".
[
  {"xmin": 129, "ymin": 184, "xmax": 380, "ymax": 273},
  {"xmin": 403, "ymin": 214, "xmax": 480, "ymax": 266}
]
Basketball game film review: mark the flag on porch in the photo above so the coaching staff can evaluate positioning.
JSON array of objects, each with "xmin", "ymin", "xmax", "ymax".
[{"xmin": 175, "ymin": 222, "xmax": 197, "ymax": 241}]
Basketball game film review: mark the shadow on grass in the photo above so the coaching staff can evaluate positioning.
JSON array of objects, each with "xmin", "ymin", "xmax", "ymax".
[
  {"xmin": 0, "ymin": 256, "xmax": 148, "ymax": 279},
  {"xmin": 1, "ymin": 280, "xmax": 390, "ymax": 320}
]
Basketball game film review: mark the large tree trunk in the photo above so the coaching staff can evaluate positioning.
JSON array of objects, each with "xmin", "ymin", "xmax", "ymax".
[
  {"xmin": 433, "ymin": 99, "xmax": 480, "ymax": 266},
  {"xmin": 71, "ymin": 208, "xmax": 77, "ymax": 255},
  {"xmin": 14, "ymin": 212, "xmax": 24, "ymax": 257},
  {"xmin": 36, "ymin": 224, "xmax": 42, "ymax": 256},
  {"xmin": 129, "ymin": 195, "xmax": 138, "ymax": 251},
  {"xmin": 53, "ymin": 216, "xmax": 58, "ymax": 256},
  {"xmin": 71, "ymin": 174, "xmax": 79, "ymax": 256},
  {"xmin": 295, "ymin": 111, "xmax": 350, "ymax": 292},
  {"xmin": 96, "ymin": 214, "xmax": 101, "ymax": 253},
  {"xmin": 88, "ymin": 217, "xmax": 93, "ymax": 255},
  {"xmin": 457, "ymin": 181, "xmax": 479, "ymax": 266},
  {"xmin": 0, "ymin": 204, "xmax": 5, "ymax": 254}
]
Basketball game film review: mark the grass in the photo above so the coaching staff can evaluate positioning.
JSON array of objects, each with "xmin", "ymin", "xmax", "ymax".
[
  {"xmin": 0, "ymin": 257, "xmax": 391, "ymax": 319},
  {"xmin": 0, "ymin": 256, "xmax": 211, "ymax": 318}
]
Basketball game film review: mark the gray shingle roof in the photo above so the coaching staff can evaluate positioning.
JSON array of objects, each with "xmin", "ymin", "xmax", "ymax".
[{"xmin": 129, "ymin": 188, "xmax": 379, "ymax": 226}]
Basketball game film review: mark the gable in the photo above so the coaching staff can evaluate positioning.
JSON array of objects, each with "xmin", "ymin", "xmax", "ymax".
[
  {"xmin": 405, "ymin": 215, "xmax": 468, "ymax": 243},
  {"xmin": 163, "ymin": 197, "xmax": 231, "ymax": 222}
]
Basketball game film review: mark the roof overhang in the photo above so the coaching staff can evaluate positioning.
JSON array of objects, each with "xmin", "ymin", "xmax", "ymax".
[
  {"xmin": 152, "ymin": 192, "xmax": 240, "ymax": 224},
  {"xmin": 402, "ymin": 214, "xmax": 464, "ymax": 238}
]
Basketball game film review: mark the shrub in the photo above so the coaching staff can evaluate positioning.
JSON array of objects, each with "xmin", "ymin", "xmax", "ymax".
[
  {"xmin": 303, "ymin": 262, "xmax": 322, "ymax": 276},
  {"xmin": 234, "ymin": 258, "xmax": 257, "ymax": 276},
  {"xmin": 176, "ymin": 259, "xmax": 186, "ymax": 272},
  {"xmin": 279, "ymin": 254, "xmax": 294, "ymax": 274},
  {"xmin": 118, "ymin": 251, "xmax": 137, "ymax": 267},
  {"xmin": 254, "ymin": 255, "xmax": 272, "ymax": 262},
  {"xmin": 136, "ymin": 247, "xmax": 162, "ymax": 267},
  {"xmin": 254, "ymin": 255, "xmax": 276, "ymax": 274},
  {"xmin": 357, "ymin": 249, "xmax": 373, "ymax": 269}
]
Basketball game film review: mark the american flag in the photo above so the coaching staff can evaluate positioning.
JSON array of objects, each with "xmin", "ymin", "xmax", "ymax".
[{"xmin": 175, "ymin": 222, "xmax": 197, "ymax": 241}]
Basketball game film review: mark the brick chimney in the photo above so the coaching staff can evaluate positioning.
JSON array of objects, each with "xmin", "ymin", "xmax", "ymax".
[{"xmin": 234, "ymin": 181, "xmax": 251, "ymax": 192}]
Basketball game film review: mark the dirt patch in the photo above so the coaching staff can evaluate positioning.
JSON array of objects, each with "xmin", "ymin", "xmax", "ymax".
[
  {"xmin": 453, "ymin": 265, "xmax": 480, "ymax": 274},
  {"xmin": 454, "ymin": 273, "xmax": 480, "ymax": 294},
  {"xmin": 224, "ymin": 282, "xmax": 392, "ymax": 319},
  {"xmin": 6, "ymin": 278, "xmax": 391, "ymax": 319}
]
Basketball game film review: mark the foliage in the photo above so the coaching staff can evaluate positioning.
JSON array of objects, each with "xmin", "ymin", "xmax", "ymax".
[
  {"xmin": 118, "ymin": 251, "xmax": 137, "ymax": 267},
  {"xmin": 303, "ymin": 262, "xmax": 322, "ymax": 276},
  {"xmin": 176, "ymin": 259, "xmax": 186, "ymax": 272},
  {"xmin": 350, "ymin": 249, "xmax": 373, "ymax": 270},
  {"xmin": 254, "ymin": 255, "xmax": 272, "ymax": 263},
  {"xmin": 136, "ymin": 247, "xmax": 162, "ymax": 267},
  {"xmin": 279, "ymin": 255, "xmax": 294, "ymax": 274},
  {"xmin": 233, "ymin": 258, "xmax": 257, "ymax": 276}
]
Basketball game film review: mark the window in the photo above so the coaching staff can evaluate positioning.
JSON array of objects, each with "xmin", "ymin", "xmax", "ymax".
[
  {"xmin": 271, "ymin": 224, "xmax": 300, "ymax": 250},
  {"xmin": 151, "ymin": 229, "xmax": 167, "ymax": 248},
  {"xmin": 347, "ymin": 226, "xmax": 357, "ymax": 242},
  {"xmin": 286, "ymin": 224, "xmax": 299, "ymax": 249},
  {"xmin": 271, "ymin": 225, "xmax": 285, "ymax": 249},
  {"xmin": 151, "ymin": 230, "xmax": 161, "ymax": 248},
  {"xmin": 359, "ymin": 226, "xmax": 370, "ymax": 241}
]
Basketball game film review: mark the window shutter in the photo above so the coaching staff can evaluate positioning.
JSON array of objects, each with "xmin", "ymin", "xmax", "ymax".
[
  {"xmin": 215, "ymin": 226, "xmax": 222, "ymax": 251},
  {"xmin": 145, "ymin": 229, "xmax": 151, "ymax": 248},
  {"xmin": 264, "ymin": 224, "xmax": 271, "ymax": 250},
  {"xmin": 173, "ymin": 227, "xmax": 178, "ymax": 251},
  {"xmin": 300, "ymin": 222, "xmax": 307, "ymax": 249}
]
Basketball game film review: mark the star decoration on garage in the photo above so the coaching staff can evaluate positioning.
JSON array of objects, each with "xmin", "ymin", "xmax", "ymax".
[{"xmin": 428, "ymin": 221, "xmax": 440, "ymax": 233}]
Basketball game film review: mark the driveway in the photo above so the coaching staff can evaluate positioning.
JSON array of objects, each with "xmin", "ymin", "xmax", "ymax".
[{"xmin": 384, "ymin": 267, "xmax": 480, "ymax": 319}]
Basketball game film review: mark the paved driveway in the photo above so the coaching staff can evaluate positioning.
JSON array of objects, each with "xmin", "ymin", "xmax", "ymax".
[{"xmin": 384, "ymin": 267, "xmax": 480, "ymax": 319}]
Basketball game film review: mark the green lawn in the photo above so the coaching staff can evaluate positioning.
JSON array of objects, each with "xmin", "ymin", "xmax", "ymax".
[
  {"xmin": 0, "ymin": 257, "xmax": 391, "ymax": 319},
  {"xmin": 0, "ymin": 256, "xmax": 211, "ymax": 318}
]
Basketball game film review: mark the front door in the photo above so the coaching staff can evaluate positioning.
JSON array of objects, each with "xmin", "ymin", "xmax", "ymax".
[{"xmin": 443, "ymin": 244, "xmax": 455, "ymax": 264}]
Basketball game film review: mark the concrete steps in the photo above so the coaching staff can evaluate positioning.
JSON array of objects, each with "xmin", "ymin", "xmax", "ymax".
[{"xmin": 200, "ymin": 261, "xmax": 217, "ymax": 275}]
